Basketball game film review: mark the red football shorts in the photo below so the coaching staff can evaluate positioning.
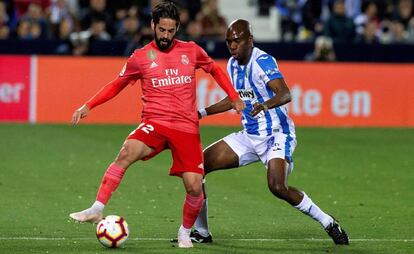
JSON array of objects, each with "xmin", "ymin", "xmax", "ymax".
[{"xmin": 127, "ymin": 121, "xmax": 204, "ymax": 177}]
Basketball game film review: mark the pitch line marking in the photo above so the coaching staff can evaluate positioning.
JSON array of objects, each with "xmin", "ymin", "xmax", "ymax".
[{"xmin": 0, "ymin": 237, "xmax": 412, "ymax": 242}]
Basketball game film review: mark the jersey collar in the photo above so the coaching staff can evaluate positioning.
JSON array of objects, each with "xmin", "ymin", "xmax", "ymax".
[{"xmin": 150, "ymin": 39, "xmax": 177, "ymax": 53}]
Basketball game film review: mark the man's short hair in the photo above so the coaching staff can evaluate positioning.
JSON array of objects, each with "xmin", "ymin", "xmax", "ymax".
[{"xmin": 152, "ymin": 1, "xmax": 180, "ymax": 28}]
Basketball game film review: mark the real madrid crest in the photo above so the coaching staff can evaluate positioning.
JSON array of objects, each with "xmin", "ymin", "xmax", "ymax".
[{"xmin": 181, "ymin": 54, "xmax": 189, "ymax": 65}]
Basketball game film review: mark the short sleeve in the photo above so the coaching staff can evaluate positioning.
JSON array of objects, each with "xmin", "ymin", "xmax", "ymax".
[
  {"xmin": 256, "ymin": 54, "xmax": 283, "ymax": 84},
  {"xmin": 194, "ymin": 43, "xmax": 214, "ymax": 73},
  {"xmin": 118, "ymin": 50, "xmax": 142, "ymax": 83}
]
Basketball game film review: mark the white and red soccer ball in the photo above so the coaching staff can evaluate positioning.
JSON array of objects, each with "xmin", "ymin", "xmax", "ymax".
[{"xmin": 96, "ymin": 215, "xmax": 129, "ymax": 248}]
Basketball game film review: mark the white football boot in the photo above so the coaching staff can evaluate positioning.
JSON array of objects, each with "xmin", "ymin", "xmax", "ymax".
[
  {"xmin": 69, "ymin": 207, "xmax": 103, "ymax": 223},
  {"xmin": 177, "ymin": 225, "xmax": 193, "ymax": 248}
]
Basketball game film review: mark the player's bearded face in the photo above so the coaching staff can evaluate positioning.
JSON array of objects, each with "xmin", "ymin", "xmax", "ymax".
[
  {"xmin": 154, "ymin": 31, "xmax": 173, "ymax": 50},
  {"xmin": 153, "ymin": 18, "xmax": 178, "ymax": 50}
]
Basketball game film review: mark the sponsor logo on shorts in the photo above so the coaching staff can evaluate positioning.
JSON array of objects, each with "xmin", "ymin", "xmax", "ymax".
[
  {"xmin": 267, "ymin": 137, "xmax": 282, "ymax": 151},
  {"xmin": 272, "ymin": 142, "xmax": 282, "ymax": 151}
]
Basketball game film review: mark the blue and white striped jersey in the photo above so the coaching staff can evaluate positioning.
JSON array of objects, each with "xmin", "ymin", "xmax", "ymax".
[{"xmin": 227, "ymin": 47, "xmax": 296, "ymax": 137}]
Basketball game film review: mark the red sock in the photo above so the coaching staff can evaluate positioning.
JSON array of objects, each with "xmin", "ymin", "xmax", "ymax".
[
  {"xmin": 96, "ymin": 163, "xmax": 126, "ymax": 205},
  {"xmin": 182, "ymin": 193, "xmax": 204, "ymax": 229}
]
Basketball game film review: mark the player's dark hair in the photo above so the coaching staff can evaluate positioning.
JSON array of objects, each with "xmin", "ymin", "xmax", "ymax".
[{"xmin": 152, "ymin": 1, "xmax": 180, "ymax": 28}]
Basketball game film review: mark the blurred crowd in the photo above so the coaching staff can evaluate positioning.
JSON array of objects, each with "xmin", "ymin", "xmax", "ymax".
[
  {"xmin": 0, "ymin": 0, "xmax": 227, "ymax": 55},
  {"xmin": 277, "ymin": 0, "xmax": 414, "ymax": 44},
  {"xmin": 0, "ymin": 0, "xmax": 413, "ymax": 57}
]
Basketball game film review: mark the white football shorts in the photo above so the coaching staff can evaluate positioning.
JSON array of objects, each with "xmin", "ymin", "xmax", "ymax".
[{"xmin": 222, "ymin": 130, "xmax": 297, "ymax": 174}]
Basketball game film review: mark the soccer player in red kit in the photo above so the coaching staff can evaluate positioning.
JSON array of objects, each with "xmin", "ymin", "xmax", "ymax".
[{"xmin": 69, "ymin": 1, "xmax": 245, "ymax": 248}]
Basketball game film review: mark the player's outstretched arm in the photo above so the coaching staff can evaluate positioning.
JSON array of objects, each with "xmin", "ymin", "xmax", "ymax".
[
  {"xmin": 250, "ymin": 78, "xmax": 291, "ymax": 117},
  {"xmin": 199, "ymin": 96, "xmax": 233, "ymax": 119}
]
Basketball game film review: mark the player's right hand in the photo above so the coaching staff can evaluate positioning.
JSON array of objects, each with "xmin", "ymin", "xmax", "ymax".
[
  {"xmin": 72, "ymin": 104, "xmax": 90, "ymax": 125},
  {"xmin": 232, "ymin": 98, "xmax": 245, "ymax": 114},
  {"xmin": 251, "ymin": 102, "xmax": 266, "ymax": 119}
]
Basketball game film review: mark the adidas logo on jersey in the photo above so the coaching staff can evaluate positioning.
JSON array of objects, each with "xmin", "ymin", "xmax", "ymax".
[{"xmin": 150, "ymin": 62, "xmax": 158, "ymax": 68}]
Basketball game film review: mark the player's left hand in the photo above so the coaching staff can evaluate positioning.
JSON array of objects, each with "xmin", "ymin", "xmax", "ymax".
[
  {"xmin": 250, "ymin": 102, "xmax": 268, "ymax": 118},
  {"xmin": 232, "ymin": 98, "xmax": 245, "ymax": 113}
]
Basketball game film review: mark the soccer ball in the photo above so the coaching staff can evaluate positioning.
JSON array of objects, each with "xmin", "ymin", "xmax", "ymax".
[{"xmin": 96, "ymin": 215, "xmax": 129, "ymax": 248}]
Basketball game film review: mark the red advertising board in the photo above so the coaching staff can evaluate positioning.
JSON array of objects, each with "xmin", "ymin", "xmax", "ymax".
[
  {"xmin": 280, "ymin": 62, "xmax": 414, "ymax": 127},
  {"xmin": 36, "ymin": 57, "xmax": 414, "ymax": 127},
  {"xmin": 0, "ymin": 56, "xmax": 32, "ymax": 122},
  {"xmin": 197, "ymin": 61, "xmax": 414, "ymax": 127},
  {"xmin": 36, "ymin": 56, "xmax": 141, "ymax": 124},
  {"xmin": 2, "ymin": 55, "xmax": 413, "ymax": 127}
]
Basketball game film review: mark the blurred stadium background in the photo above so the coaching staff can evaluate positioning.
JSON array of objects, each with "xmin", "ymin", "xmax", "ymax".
[
  {"xmin": 0, "ymin": 0, "xmax": 413, "ymax": 253},
  {"xmin": 0, "ymin": 0, "xmax": 414, "ymax": 60}
]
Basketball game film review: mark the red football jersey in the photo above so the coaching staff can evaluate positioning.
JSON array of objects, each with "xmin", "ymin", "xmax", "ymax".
[{"xmin": 119, "ymin": 40, "xmax": 214, "ymax": 134}]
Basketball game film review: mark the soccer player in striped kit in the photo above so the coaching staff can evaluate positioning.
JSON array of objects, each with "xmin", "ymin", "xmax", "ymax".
[
  {"xmin": 69, "ymin": 1, "xmax": 244, "ymax": 248},
  {"xmin": 190, "ymin": 19, "xmax": 349, "ymax": 245}
]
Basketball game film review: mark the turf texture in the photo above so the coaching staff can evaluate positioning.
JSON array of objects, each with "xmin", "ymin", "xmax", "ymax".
[{"xmin": 0, "ymin": 124, "xmax": 413, "ymax": 253}]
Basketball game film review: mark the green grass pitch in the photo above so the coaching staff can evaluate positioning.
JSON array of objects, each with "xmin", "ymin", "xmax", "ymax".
[{"xmin": 0, "ymin": 124, "xmax": 413, "ymax": 254}]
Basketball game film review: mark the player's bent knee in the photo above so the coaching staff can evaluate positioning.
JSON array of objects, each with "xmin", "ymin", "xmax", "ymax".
[
  {"xmin": 184, "ymin": 182, "xmax": 202, "ymax": 196},
  {"xmin": 114, "ymin": 143, "xmax": 140, "ymax": 168},
  {"xmin": 182, "ymin": 172, "xmax": 203, "ymax": 196},
  {"xmin": 116, "ymin": 147, "xmax": 131, "ymax": 161},
  {"xmin": 185, "ymin": 186, "xmax": 202, "ymax": 196},
  {"xmin": 269, "ymin": 183, "xmax": 289, "ymax": 200}
]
